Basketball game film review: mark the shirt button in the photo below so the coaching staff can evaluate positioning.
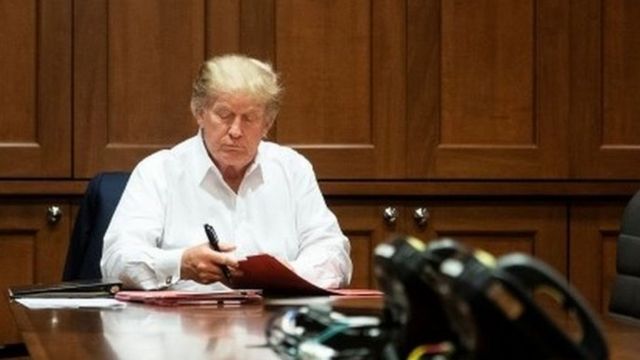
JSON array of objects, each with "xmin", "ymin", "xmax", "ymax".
[{"xmin": 165, "ymin": 276, "xmax": 173, "ymax": 285}]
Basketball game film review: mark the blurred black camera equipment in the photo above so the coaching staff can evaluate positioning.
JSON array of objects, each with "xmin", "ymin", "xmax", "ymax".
[
  {"xmin": 266, "ymin": 303, "xmax": 389, "ymax": 359},
  {"xmin": 374, "ymin": 235, "xmax": 608, "ymax": 360}
]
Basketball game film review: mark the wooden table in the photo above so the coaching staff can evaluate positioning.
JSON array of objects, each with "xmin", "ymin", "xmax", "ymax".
[{"xmin": 9, "ymin": 298, "xmax": 640, "ymax": 359}]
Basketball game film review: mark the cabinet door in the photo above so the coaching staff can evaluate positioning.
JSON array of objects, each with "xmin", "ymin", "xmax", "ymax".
[
  {"xmin": 0, "ymin": 0, "xmax": 71, "ymax": 177},
  {"xmin": 570, "ymin": 201, "xmax": 625, "ymax": 314},
  {"xmin": 74, "ymin": 0, "xmax": 205, "ymax": 177},
  {"xmin": 330, "ymin": 200, "xmax": 567, "ymax": 289},
  {"xmin": 404, "ymin": 201, "xmax": 568, "ymax": 276},
  {"xmin": 252, "ymin": 0, "xmax": 406, "ymax": 179},
  {"xmin": 407, "ymin": 0, "xmax": 569, "ymax": 179},
  {"xmin": 571, "ymin": 1, "xmax": 640, "ymax": 179},
  {"xmin": 0, "ymin": 203, "xmax": 70, "ymax": 345},
  {"xmin": 329, "ymin": 201, "xmax": 399, "ymax": 288}
]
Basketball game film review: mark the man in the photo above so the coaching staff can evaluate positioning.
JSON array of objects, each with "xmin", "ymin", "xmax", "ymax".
[{"xmin": 101, "ymin": 54, "xmax": 352, "ymax": 290}]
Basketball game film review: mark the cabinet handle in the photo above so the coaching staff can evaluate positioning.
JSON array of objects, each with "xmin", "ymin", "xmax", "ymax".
[
  {"xmin": 47, "ymin": 205, "xmax": 63, "ymax": 224},
  {"xmin": 413, "ymin": 207, "xmax": 430, "ymax": 227},
  {"xmin": 383, "ymin": 207, "xmax": 399, "ymax": 225}
]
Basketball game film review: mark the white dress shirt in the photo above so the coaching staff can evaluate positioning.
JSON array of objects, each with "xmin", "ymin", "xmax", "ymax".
[{"xmin": 101, "ymin": 132, "xmax": 352, "ymax": 290}]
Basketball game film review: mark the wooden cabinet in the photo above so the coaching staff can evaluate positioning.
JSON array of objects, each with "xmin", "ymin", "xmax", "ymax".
[
  {"xmin": 570, "ymin": 0, "xmax": 640, "ymax": 179},
  {"xmin": 71, "ymin": 0, "xmax": 406, "ymax": 179},
  {"xmin": 0, "ymin": 202, "xmax": 70, "ymax": 345},
  {"xmin": 0, "ymin": 0, "xmax": 71, "ymax": 177},
  {"xmin": 2, "ymin": 0, "xmax": 640, "ymax": 181},
  {"xmin": 0, "ymin": 0, "xmax": 634, "ymax": 180},
  {"xmin": 330, "ymin": 199, "xmax": 567, "ymax": 289},
  {"xmin": 570, "ymin": 201, "xmax": 626, "ymax": 314},
  {"xmin": 270, "ymin": 0, "xmax": 406, "ymax": 179},
  {"xmin": 73, "ymin": 0, "xmax": 204, "ymax": 177},
  {"xmin": 406, "ymin": 0, "xmax": 570, "ymax": 179},
  {"xmin": 244, "ymin": 0, "xmax": 570, "ymax": 179}
]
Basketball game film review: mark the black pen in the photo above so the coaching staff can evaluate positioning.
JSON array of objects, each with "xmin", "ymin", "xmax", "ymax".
[{"xmin": 203, "ymin": 223, "xmax": 232, "ymax": 284}]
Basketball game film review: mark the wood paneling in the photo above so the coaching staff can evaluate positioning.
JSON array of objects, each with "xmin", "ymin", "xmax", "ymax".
[
  {"xmin": 0, "ymin": 0, "xmax": 71, "ymax": 177},
  {"xmin": 206, "ymin": 0, "xmax": 240, "ymax": 56},
  {"xmin": 74, "ymin": 0, "xmax": 204, "ymax": 177},
  {"xmin": 273, "ymin": 0, "xmax": 406, "ymax": 178},
  {"xmin": 570, "ymin": 201, "xmax": 625, "ymax": 314},
  {"xmin": 408, "ymin": 0, "xmax": 569, "ymax": 179},
  {"xmin": 331, "ymin": 200, "xmax": 567, "ymax": 289},
  {"xmin": 411, "ymin": 201, "xmax": 568, "ymax": 274},
  {"xmin": 0, "ymin": 203, "xmax": 70, "ymax": 344},
  {"xmin": 571, "ymin": 0, "xmax": 640, "ymax": 179},
  {"xmin": 329, "ymin": 202, "xmax": 398, "ymax": 288},
  {"xmin": 441, "ymin": 0, "xmax": 534, "ymax": 146}
]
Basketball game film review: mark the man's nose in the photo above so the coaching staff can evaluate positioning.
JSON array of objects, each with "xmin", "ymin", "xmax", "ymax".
[{"xmin": 228, "ymin": 117, "xmax": 242, "ymax": 138}]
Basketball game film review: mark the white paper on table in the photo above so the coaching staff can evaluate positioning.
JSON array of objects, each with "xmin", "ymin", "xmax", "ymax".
[{"xmin": 16, "ymin": 298, "xmax": 126, "ymax": 309}]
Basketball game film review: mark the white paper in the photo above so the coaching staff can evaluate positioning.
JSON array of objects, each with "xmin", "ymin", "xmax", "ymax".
[
  {"xmin": 167, "ymin": 280, "xmax": 233, "ymax": 292},
  {"xmin": 16, "ymin": 298, "xmax": 126, "ymax": 309}
]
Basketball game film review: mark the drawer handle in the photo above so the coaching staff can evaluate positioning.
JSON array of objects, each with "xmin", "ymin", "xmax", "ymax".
[
  {"xmin": 383, "ymin": 207, "xmax": 399, "ymax": 225},
  {"xmin": 47, "ymin": 205, "xmax": 63, "ymax": 224},
  {"xmin": 413, "ymin": 207, "xmax": 430, "ymax": 227}
]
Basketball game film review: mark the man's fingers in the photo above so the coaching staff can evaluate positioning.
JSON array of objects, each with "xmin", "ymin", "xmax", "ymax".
[
  {"xmin": 218, "ymin": 242, "xmax": 236, "ymax": 252},
  {"xmin": 181, "ymin": 243, "xmax": 239, "ymax": 284},
  {"xmin": 209, "ymin": 249, "xmax": 238, "ymax": 268}
]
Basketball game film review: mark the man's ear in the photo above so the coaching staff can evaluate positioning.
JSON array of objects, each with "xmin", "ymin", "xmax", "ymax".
[
  {"xmin": 195, "ymin": 111, "xmax": 204, "ymax": 128},
  {"xmin": 262, "ymin": 120, "xmax": 274, "ymax": 138}
]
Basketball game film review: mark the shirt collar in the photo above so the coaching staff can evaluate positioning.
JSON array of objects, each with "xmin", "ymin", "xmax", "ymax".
[{"xmin": 191, "ymin": 130, "xmax": 265, "ymax": 188}]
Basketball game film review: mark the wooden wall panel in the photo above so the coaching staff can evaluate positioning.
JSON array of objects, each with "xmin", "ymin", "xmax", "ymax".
[
  {"xmin": 206, "ymin": 0, "xmax": 241, "ymax": 55},
  {"xmin": 441, "ymin": 0, "xmax": 533, "ymax": 146},
  {"xmin": 273, "ymin": 0, "xmax": 406, "ymax": 179},
  {"xmin": 0, "ymin": 203, "xmax": 70, "ymax": 345},
  {"xmin": 413, "ymin": 201, "xmax": 568, "ymax": 275},
  {"xmin": 240, "ymin": 0, "xmax": 275, "ymax": 62},
  {"xmin": 0, "ymin": 1, "xmax": 36, "ymax": 144},
  {"xmin": 74, "ymin": 0, "xmax": 205, "ymax": 177},
  {"xmin": 570, "ymin": 201, "xmax": 625, "ymax": 314},
  {"xmin": 276, "ymin": 0, "xmax": 371, "ymax": 145},
  {"xmin": 0, "ymin": 0, "xmax": 71, "ymax": 177},
  {"xmin": 408, "ymin": 0, "xmax": 569, "ymax": 179},
  {"xmin": 571, "ymin": 0, "xmax": 640, "ymax": 179},
  {"xmin": 329, "ymin": 202, "xmax": 397, "ymax": 289}
]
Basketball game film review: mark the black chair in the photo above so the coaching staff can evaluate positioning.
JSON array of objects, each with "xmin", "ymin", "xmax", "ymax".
[
  {"xmin": 609, "ymin": 189, "xmax": 640, "ymax": 321},
  {"xmin": 62, "ymin": 172, "xmax": 130, "ymax": 281}
]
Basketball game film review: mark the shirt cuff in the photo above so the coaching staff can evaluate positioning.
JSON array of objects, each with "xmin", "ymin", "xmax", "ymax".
[{"xmin": 154, "ymin": 248, "xmax": 184, "ymax": 287}]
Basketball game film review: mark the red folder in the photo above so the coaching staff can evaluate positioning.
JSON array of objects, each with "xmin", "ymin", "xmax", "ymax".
[{"xmin": 233, "ymin": 254, "xmax": 382, "ymax": 297}]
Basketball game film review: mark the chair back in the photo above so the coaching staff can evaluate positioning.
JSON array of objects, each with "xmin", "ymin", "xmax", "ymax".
[
  {"xmin": 62, "ymin": 172, "xmax": 130, "ymax": 281},
  {"xmin": 609, "ymin": 189, "xmax": 640, "ymax": 320}
]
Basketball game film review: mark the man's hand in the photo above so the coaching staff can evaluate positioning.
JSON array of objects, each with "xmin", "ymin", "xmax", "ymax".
[{"xmin": 180, "ymin": 243, "xmax": 238, "ymax": 285}]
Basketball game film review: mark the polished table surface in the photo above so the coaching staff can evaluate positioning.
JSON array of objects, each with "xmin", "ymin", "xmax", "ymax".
[
  {"xmin": 9, "ymin": 297, "xmax": 640, "ymax": 360},
  {"xmin": 9, "ymin": 297, "xmax": 381, "ymax": 360}
]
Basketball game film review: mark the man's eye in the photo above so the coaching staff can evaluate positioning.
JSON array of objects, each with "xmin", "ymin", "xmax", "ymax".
[
  {"xmin": 244, "ymin": 113, "xmax": 261, "ymax": 124},
  {"xmin": 216, "ymin": 110, "xmax": 232, "ymax": 119}
]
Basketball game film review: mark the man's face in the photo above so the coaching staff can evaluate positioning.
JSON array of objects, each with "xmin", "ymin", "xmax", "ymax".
[{"xmin": 196, "ymin": 93, "xmax": 271, "ymax": 172}]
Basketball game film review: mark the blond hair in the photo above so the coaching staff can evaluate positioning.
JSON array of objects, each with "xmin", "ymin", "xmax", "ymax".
[{"xmin": 190, "ymin": 54, "xmax": 283, "ymax": 124}]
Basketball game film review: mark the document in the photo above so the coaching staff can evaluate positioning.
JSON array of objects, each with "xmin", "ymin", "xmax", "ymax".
[
  {"xmin": 234, "ymin": 254, "xmax": 383, "ymax": 296},
  {"xmin": 16, "ymin": 298, "xmax": 126, "ymax": 309}
]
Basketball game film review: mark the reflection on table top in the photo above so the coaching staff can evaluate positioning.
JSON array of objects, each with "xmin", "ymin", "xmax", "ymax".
[{"xmin": 9, "ymin": 297, "xmax": 640, "ymax": 360}]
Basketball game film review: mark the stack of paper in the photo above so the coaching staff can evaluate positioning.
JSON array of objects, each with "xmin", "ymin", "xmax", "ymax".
[{"xmin": 16, "ymin": 298, "xmax": 126, "ymax": 309}]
